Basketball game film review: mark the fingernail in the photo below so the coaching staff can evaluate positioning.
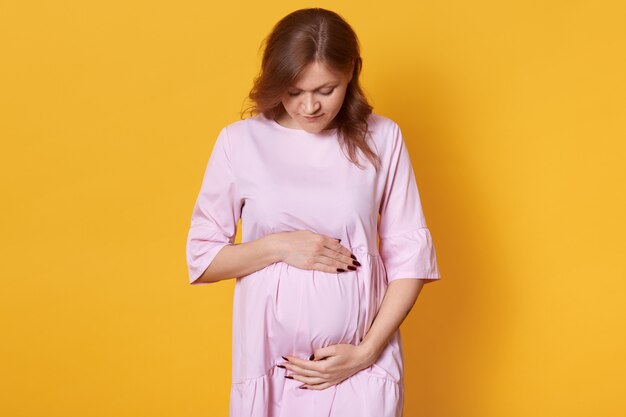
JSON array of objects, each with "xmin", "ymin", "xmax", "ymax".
[
  {"xmin": 347, "ymin": 265, "xmax": 356, "ymax": 271},
  {"xmin": 277, "ymin": 365, "xmax": 286, "ymax": 369},
  {"xmin": 285, "ymin": 375, "xmax": 294, "ymax": 379},
  {"xmin": 335, "ymin": 238, "xmax": 341, "ymax": 242},
  {"xmin": 337, "ymin": 268, "xmax": 346, "ymax": 272},
  {"xmin": 309, "ymin": 354, "xmax": 315, "ymax": 360},
  {"xmin": 298, "ymin": 385, "xmax": 308, "ymax": 389},
  {"xmin": 282, "ymin": 356, "xmax": 289, "ymax": 361},
  {"xmin": 351, "ymin": 254, "xmax": 356, "ymax": 260},
  {"xmin": 353, "ymin": 260, "xmax": 361, "ymax": 267}
]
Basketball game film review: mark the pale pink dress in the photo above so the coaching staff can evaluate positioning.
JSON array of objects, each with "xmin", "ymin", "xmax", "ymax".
[{"xmin": 186, "ymin": 112, "xmax": 441, "ymax": 417}]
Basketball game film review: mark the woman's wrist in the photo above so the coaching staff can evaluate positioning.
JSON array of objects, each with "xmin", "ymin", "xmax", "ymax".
[
  {"xmin": 262, "ymin": 232, "xmax": 286, "ymax": 264},
  {"xmin": 358, "ymin": 338, "xmax": 385, "ymax": 366}
]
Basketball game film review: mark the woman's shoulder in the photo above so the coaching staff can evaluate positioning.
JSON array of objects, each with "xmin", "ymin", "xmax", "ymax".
[
  {"xmin": 215, "ymin": 114, "xmax": 269, "ymax": 146},
  {"xmin": 367, "ymin": 112, "xmax": 397, "ymax": 127},
  {"xmin": 367, "ymin": 112, "xmax": 400, "ymax": 134},
  {"xmin": 221, "ymin": 114, "xmax": 264, "ymax": 132},
  {"xmin": 365, "ymin": 112, "xmax": 403, "ymax": 153}
]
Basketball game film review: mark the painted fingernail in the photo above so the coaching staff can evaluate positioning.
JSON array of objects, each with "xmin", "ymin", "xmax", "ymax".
[
  {"xmin": 347, "ymin": 265, "xmax": 357, "ymax": 271},
  {"xmin": 285, "ymin": 375, "xmax": 294, "ymax": 379},
  {"xmin": 351, "ymin": 254, "xmax": 357, "ymax": 260},
  {"xmin": 337, "ymin": 268, "xmax": 346, "ymax": 272},
  {"xmin": 298, "ymin": 385, "xmax": 308, "ymax": 389},
  {"xmin": 353, "ymin": 260, "xmax": 361, "ymax": 266},
  {"xmin": 282, "ymin": 356, "xmax": 289, "ymax": 361},
  {"xmin": 309, "ymin": 354, "xmax": 315, "ymax": 360},
  {"xmin": 335, "ymin": 238, "xmax": 341, "ymax": 242},
  {"xmin": 277, "ymin": 365, "xmax": 286, "ymax": 369}
]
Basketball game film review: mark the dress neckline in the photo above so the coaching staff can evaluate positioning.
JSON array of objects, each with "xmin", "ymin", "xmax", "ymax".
[{"xmin": 260, "ymin": 114, "xmax": 339, "ymax": 137}]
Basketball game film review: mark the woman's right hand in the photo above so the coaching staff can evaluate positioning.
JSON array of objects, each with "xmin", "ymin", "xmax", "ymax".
[{"xmin": 270, "ymin": 230, "xmax": 361, "ymax": 273}]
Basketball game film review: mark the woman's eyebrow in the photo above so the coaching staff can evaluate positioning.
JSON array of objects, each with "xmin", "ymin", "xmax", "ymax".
[{"xmin": 289, "ymin": 82, "xmax": 337, "ymax": 91}]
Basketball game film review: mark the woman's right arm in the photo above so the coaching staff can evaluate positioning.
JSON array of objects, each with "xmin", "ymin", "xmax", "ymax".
[
  {"xmin": 193, "ymin": 234, "xmax": 281, "ymax": 284},
  {"xmin": 193, "ymin": 231, "xmax": 358, "ymax": 284}
]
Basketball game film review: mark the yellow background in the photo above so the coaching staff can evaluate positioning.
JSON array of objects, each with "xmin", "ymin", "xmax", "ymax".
[{"xmin": 1, "ymin": 0, "xmax": 625, "ymax": 416}]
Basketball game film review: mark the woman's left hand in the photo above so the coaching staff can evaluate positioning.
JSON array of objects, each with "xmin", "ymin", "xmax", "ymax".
[{"xmin": 280, "ymin": 343, "xmax": 377, "ymax": 390}]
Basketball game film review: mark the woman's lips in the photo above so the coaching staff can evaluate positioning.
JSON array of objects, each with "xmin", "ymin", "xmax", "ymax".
[{"xmin": 302, "ymin": 114, "xmax": 323, "ymax": 122}]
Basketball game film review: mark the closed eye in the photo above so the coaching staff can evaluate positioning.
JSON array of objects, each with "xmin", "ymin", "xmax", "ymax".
[{"xmin": 287, "ymin": 88, "xmax": 336, "ymax": 97}]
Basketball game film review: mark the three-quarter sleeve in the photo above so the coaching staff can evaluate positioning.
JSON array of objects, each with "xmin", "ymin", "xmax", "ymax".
[
  {"xmin": 378, "ymin": 122, "xmax": 441, "ymax": 284},
  {"xmin": 186, "ymin": 126, "xmax": 242, "ymax": 284}
]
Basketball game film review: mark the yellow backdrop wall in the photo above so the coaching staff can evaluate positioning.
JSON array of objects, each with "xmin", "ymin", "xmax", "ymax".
[{"xmin": 1, "ymin": 0, "xmax": 624, "ymax": 416}]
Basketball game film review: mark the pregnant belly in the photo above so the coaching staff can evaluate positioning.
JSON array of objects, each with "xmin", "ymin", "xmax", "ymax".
[{"xmin": 236, "ymin": 261, "xmax": 366, "ymax": 356}]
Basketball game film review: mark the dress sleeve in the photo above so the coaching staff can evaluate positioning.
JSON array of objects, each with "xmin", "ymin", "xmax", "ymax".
[
  {"xmin": 186, "ymin": 126, "xmax": 242, "ymax": 285},
  {"xmin": 378, "ymin": 122, "xmax": 441, "ymax": 284}
]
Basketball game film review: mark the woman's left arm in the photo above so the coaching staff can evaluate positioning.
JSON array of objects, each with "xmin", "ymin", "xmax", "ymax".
[
  {"xmin": 359, "ymin": 278, "xmax": 425, "ymax": 363},
  {"xmin": 281, "ymin": 278, "xmax": 425, "ymax": 390}
]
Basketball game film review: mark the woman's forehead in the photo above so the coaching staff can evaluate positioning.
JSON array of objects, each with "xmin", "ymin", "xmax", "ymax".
[{"xmin": 291, "ymin": 61, "xmax": 346, "ymax": 88}]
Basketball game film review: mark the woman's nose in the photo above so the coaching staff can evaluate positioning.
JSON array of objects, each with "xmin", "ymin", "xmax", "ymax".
[{"xmin": 301, "ymin": 94, "xmax": 320, "ymax": 114}]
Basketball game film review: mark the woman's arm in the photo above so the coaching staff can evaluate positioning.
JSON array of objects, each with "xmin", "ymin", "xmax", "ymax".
[
  {"xmin": 193, "ymin": 231, "xmax": 356, "ymax": 284},
  {"xmin": 193, "ymin": 234, "xmax": 281, "ymax": 284},
  {"xmin": 359, "ymin": 278, "xmax": 425, "ymax": 363}
]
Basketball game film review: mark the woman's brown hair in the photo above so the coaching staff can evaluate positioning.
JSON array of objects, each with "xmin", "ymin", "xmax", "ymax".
[{"xmin": 241, "ymin": 8, "xmax": 381, "ymax": 171}]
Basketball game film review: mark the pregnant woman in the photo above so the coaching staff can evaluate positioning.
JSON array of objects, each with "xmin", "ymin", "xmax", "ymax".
[{"xmin": 185, "ymin": 7, "xmax": 441, "ymax": 417}]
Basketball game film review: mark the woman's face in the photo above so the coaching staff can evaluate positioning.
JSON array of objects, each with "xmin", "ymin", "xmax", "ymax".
[{"xmin": 278, "ymin": 60, "xmax": 353, "ymax": 133}]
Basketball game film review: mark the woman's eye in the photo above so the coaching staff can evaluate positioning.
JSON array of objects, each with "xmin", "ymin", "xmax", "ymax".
[{"xmin": 287, "ymin": 89, "xmax": 334, "ymax": 97}]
